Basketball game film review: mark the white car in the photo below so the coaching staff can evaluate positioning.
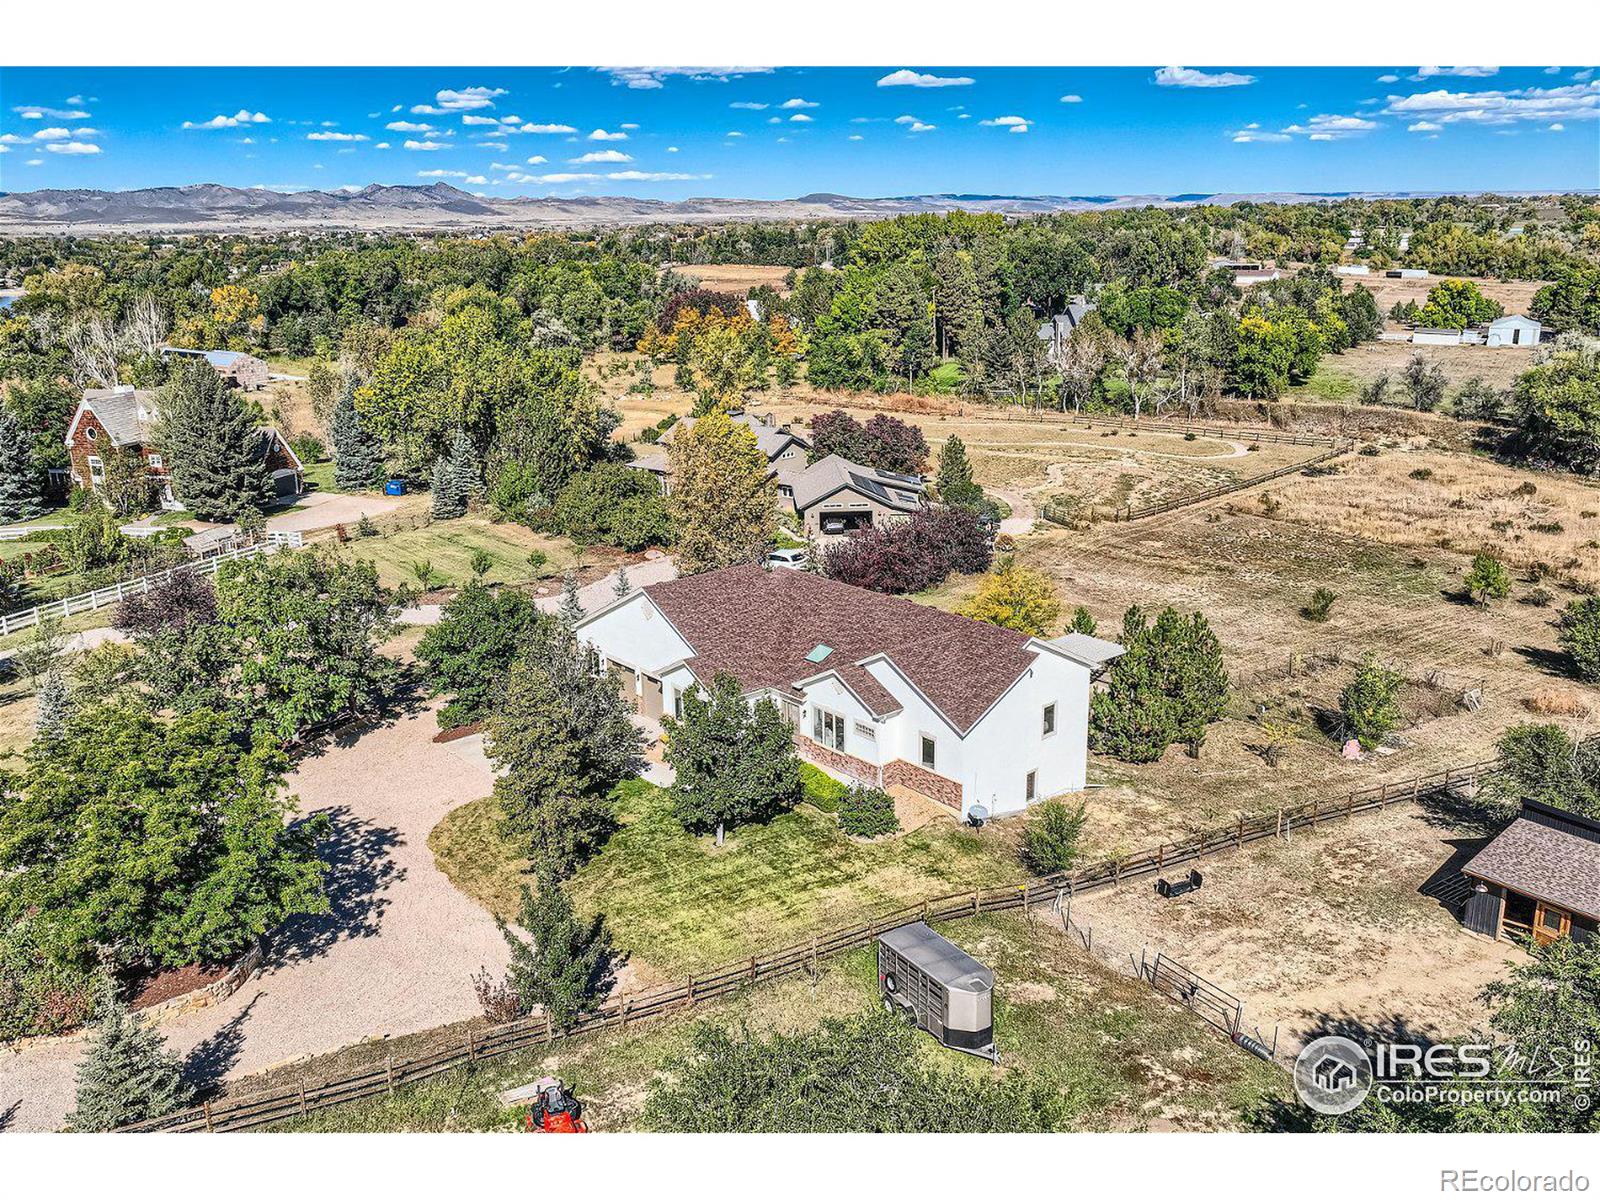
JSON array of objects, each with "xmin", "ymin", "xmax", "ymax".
[{"xmin": 766, "ymin": 547, "xmax": 809, "ymax": 570}]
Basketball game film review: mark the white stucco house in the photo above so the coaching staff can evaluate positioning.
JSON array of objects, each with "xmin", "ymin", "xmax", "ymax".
[{"xmin": 573, "ymin": 563, "xmax": 1123, "ymax": 820}]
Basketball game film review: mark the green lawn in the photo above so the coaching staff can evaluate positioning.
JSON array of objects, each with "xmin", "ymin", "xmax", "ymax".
[
  {"xmin": 270, "ymin": 912, "xmax": 1287, "ymax": 1132},
  {"xmin": 299, "ymin": 460, "xmax": 338, "ymax": 494},
  {"xmin": 430, "ymin": 779, "xmax": 1027, "ymax": 978},
  {"xmin": 336, "ymin": 516, "xmax": 576, "ymax": 591}
]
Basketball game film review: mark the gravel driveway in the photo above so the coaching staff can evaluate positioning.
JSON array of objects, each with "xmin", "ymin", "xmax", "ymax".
[{"xmin": 0, "ymin": 704, "xmax": 504, "ymax": 1133}]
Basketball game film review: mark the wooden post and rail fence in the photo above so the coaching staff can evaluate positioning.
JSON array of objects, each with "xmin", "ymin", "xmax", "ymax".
[
  {"xmin": 119, "ymin": 755, "xmax": 1497, "ymax": 1133},
  {"xmin": 0, "ymin": 532, "xmax": 303, "ymax": 638}
]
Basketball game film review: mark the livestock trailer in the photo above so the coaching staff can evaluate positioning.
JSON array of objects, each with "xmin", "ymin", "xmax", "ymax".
[{"xmin": 878, "ymin": 922, "xmax": 996, "ymax": 1061}]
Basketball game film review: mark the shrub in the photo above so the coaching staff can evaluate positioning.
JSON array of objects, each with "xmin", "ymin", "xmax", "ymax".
[
  {"xmin": 1409, "ymin": 467, "xmax": 1434, "ymax": 481},
  {"xmin": 799, "ymin": 762, "xmax": 848, "ymax": 812},
  {"xmin": 837, "ymin": 786, "xmax": 899, "ymax": 838},
  {"xmin": 0, "ymin": 919, "xmax": 102, "ymax": 1041},
  {"xmin": 1558, "ymin": 596, "xmax": 1600, "ymax": 682},
  {"xmin": 958, "ymin": 558, "xmax": 1062, "ymax": 636},
  {"xmin": 1340, "ymin": 656, "xmax": 1404, "ymax": 750},
  {"xmin": 289, "ymin": 433, "xmax": 327, "ymax": 464},
  {"xmin": 546, "ymin": 464, "xmax": 673, "ymax": 550},
  {"xmin": 1464, "ymin": 552, "xmax": 1512, "ymax": 606},
  {"xmin": 1301, "ymin": 587, "xmax": 1336, "ymax": 622},
  {"xmin": 1022, "ymin": 798, "xmax": 1087, "ymax": 875},
  {"xmin": 69, "ymin": 993, "xmax": 194, "ymax": 1132},
  {"xmin": 821, "ymin": 505, "xmax": 991, "ymax": 594}
]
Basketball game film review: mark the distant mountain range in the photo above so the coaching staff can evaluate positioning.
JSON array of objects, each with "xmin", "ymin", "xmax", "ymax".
[{"xmin": 0, "ymin": 182, "xmax": 1576, "ymax": 233}]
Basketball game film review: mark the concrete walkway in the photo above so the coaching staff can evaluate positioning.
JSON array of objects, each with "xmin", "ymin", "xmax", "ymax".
[{"xmin": 0, "ymin": 703, "xmax": 504, "ymax": 1133}]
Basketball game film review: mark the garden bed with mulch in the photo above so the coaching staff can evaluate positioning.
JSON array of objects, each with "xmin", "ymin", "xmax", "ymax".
[{"xmin": 126, "ymin": 961, "xmax": 231, "ymax": 1011}]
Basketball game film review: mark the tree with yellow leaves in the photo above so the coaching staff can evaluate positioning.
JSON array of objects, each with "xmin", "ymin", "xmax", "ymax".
[
  {"xmin": 668, "ymin": 408, "xmax": 777, "ymax": 573},
  {"xmin": 958, "ymin": 557, "xmax": 1063, "ymax": 637}
]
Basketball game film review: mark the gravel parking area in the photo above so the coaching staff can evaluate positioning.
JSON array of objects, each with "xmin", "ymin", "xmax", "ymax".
[{"xmin": 0, "ymin": 703, "xmax": 503, "ymax": 1133}]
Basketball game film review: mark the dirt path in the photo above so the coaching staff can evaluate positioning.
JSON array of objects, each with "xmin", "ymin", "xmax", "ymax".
[{"xmin": 0, "ymin": 703, "xmax": 504, "ymax": 1133}]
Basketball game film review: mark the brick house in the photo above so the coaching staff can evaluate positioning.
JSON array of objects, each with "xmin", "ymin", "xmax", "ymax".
[
  {"xmin": 574, "ymin": 563, "xmax": 1122, "ymax": 819},
  {"xmin": 158, "ymin": 346, "xmax": 271, "ymax": 390},
  {"xmin": 65, "ymin": 385, "xmax": 304, "ymax": 511}
]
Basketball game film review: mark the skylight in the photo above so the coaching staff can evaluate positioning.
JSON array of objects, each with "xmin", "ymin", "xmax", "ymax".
[{"xmin": 806, "ymin": 643, "xmax": 833, "ymax": 664}]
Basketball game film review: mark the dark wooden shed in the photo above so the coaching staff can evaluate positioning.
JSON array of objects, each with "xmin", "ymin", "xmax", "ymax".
[{"xmin": 1461, "ymin": 799, "xmax": 1600, "ymax": 946}]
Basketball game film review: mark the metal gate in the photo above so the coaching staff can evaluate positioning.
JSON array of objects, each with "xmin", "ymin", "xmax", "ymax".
[{"xmin": 1139, "ymin": 951, "xmax": 1242, "ymax": 1037}]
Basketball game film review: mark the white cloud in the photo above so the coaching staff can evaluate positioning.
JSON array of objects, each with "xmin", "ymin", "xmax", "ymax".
[
  {"xmin": 1059, "ymin": 94, "xmax": 1083, "ymax": 103},
  {"xmin": 980, "ymin": 115, "xmax": 1031, "ymax": 132},
  {"xmin": 779, "ymin": 98, "xmax": 819, "ymax": 109},
  {"xmin": 571, "ymin": 149, "xmax": 632, "ymax": 163},
  {"xmin": 461, "ymin": 114, "xmax": 500, "ymax": 126},
  {"xmin": 894, "ymin": 115, "xmax": 937, "ymax": 133},
  {"xmin": 1155, "ymin": 66, "xmax": 1256, "ymax": 88},
  {"xmin": 1382, "ymin": 82, "xmax": 1599, "ymax": 125},
  {"xmin": 598, "ymin": 67, "xmax": 772, "ymax": 89},
  {"xmin": 588, "ymin": 128, "xmax": 628, "ymax": 140},
  {"xmin": 1545, "ymin": 66, "xmax": 1562, "ymax": 75},
  {"xmin": 182, "ymin": 109, "xmax": 271, "ymax": 130},
  {"xmin": 1549, "ymin": 122, "xmax": 1566, "ymax": 131},
  {"xmin": 877, "ymin": 70, "xmax": 973, "ymax": 88},
  {"xmin": 768, "ymin": 116, "xmax": 782, "ymax": 124},
  {"xmin": 465, "ymin": 176, "xmax": 487, "ymax": 185},
  {"xmin": 12, "ymin": 105, "xmax": 92, "ymax": 120},
  {"xmin": 418, "ymin": 169, "xmax": 470, "ymax": 178},
  {"xmin": 403, "ymin": 139, "xmax": 450, "ymax": 151},
  {"xmin": 1408, "ymin": 121, "xmax": 1443, "ymax": 132},
  {"xmin": 1230, "ymin": 123, "xmax": 1291, "ymax": 143},
  {"xmin": 1413, "ymin": 66, "xmax": 1498, "ymax": 79},
  {"xmin": 386, "ymin": 121, "xmax": 433, "ymax": 132},
  {"xmin": 410, "ymin": 105, "xmax": 446, "ymax": 115},
  {"xmin": 788, "ymin": 113, "xmax": 813, "ymax": 123},
  {"xmin": 375, "ymin": 142, "xmax": 391, "ymax": 150},
  {"xmin": 307, "ymin": 131, "xmax": 368, "ymax": 141},
  {"xmin": 1576, "ymin": 69, "xmax": 1596, "ymax": 82},
  {"xmin": 621, "ymin": 123, "xmax": 640, "ymax": 130},
  {"xmin": 434, "ymin": 87, "xmax": 507, "ymax": 111},
  {"xmin": 1282, "ymin": 114, "xmax": 1380, "ymax": 139},
  {"xmin": 730, "ymin": 101, "xmax": 768, "ymax": 110},
  {"xmin": 32, "ymin": 127, "xmax": 72, "ymax": 140},
  {"xmin": 46, "ymin": 141, "xmax": 101, "ymax": 155},
  {"xmin": 606, "ymin": 170, "xmax": 708, "ymax": 181},
  {"xmin": 726, "ymin": 131, "xmax": 745, "ymax": 138},
  {"xmin": 0, "ymin": 134, "xmax": 23, "ymax": 144},
  {"xmin": 1377, "ymin": 74, "xmax": 1400, "ymax": 83},
  {"xmin": 526, "ymin": 155, "xmax": 547, "ymax": 164},
  {"xmin": 26, "ymin": 158, "xmax": 44, "ymax": 166},
  {"xmin": 0, "ymin": 145, "xmax": 7, "ymax": 153},
  {"xmin": 479, "ymin": 140, "xmax": 508, "ymax": 151},
  {"xmin": 666, "ymin": 146, "xmax": 679, "ymax": 153},
  {"xmin": 848, "ymin": 134, "xmax": 864, "ymax": 141}
]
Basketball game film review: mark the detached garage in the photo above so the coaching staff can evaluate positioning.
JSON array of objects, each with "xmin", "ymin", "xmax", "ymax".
[{"xmin": 1461, "ymin": 799, "xmax": 1600, "ymax": 945}]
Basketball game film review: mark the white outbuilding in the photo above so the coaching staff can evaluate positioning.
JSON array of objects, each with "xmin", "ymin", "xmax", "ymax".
[{"xmin": 1484, "ymin": 314, "xmax": 1542, "ymax": 347}]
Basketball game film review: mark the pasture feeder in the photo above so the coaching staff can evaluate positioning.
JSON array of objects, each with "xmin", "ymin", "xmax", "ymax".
[
  {"xmin": 1154, "ymin": 869, "xmax": 1203, "ymax": 899},
  {"xmin": 878, "ymin": 922, "xmax": 997, "ymax": 1061}
]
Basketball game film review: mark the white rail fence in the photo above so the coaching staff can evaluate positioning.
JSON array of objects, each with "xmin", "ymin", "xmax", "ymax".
[{"xmin": 0, "ymin": 531, "xmax": 302, "ymax": 638}]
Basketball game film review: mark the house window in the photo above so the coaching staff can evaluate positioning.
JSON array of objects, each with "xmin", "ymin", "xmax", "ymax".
[
  {"xmin": 1042, "ymin": 703, "xmax": 1056, "ymax": 737},
  {"xmin": 673, "ymin": 690, "xmax": 684, "ymax": 720},
  {"xmin": 920, "ymin": 735, "xmax": 936, "ymax": 771},
  {"xmin": 85, "ymin": 427, "xmax": 98, "ymax": 441},
  {"xmin": 87, "ymin": 455, "xmax": 105, "ymax": 485},
  {"xmin": 813, "ymin": 707, "xmax": 846, "ymax": 752},
  {"xmin": 148, "ymin": 454, "xmax": 164, "ymax": 469},
  {"xmin": 1026, "ymin": 770, "xmax": 1038, "ymax": 803}
]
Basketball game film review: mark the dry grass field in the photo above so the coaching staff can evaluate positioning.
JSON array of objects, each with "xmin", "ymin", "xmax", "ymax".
[
  {"xmin": 1293, "ymin": 339, "xmax": 1542, "ymax": 403},
  {"xmin": 1063, "ymin": 800, "xmax": 1521, "ymax": 1055},
  {"xmin": 665, "ymin": 262, "xmax": 793, "ymax": 295},
  {"xmin": 1351, "ymin": 274, "xmax": 1547, "ymax": 325}
]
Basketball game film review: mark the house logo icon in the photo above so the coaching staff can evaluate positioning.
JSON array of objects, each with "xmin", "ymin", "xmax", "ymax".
[{"xmin": 1294, "ymin": 1035, "xmax": 1373, "ymax": 1115}]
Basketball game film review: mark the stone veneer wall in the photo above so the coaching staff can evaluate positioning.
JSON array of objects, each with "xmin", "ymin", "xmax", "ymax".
[
  {"xmin": 795, "ymin": 735, "xmax": 881, "ymax": 787},
  {"xmin": 884, "ymin": 759, "xmax": 963, "ymax": 810}
]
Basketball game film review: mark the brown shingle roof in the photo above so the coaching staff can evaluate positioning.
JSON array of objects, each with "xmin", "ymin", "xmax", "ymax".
[
  {"xmin": 1463, "ymin": 818, "xmax": 1600, "ymax": 921},
  {"xmin": 641, "ymin": 563, "xmax": 1038, "ymax": 734}
]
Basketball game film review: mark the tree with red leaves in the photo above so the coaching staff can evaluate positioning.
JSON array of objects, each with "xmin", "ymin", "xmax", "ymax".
[
  {"xmin": 807, "ymin": 410, "xmax": 928, "ymax": 475},
  {"xmin": 821, "ymin": 505, "xmax": 991, "ymax": 595}
]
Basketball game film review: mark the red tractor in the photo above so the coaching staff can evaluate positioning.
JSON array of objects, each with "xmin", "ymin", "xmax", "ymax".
[{"xmin": 505, "ymin": 1077, "xmax": 589, "ymax": 1133}]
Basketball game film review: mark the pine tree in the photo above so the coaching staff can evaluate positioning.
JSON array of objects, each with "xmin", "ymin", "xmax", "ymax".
[
  {"xmin": 558, "ymin": 570, "xmax": 584, "ymax": 627},
  {"xmin": 498, "ymin": 876, "xmax": 617, "ymax": 1031},
  {"xmin": 936, "ymin": 434, "xmax": 983, "ymax": 510},
  {"xmin": 1090, "ymin": 605, "xmax": 1230, "ymax": 763},
  {"xmin": 69, "ymin": 993, "xmax": 194, "ymax": 1131},
  {"xmin": 1068, "ymin": 606, "xmax": 1098, "ymax": 636},
  {"xmin": 34, "ymin": 666, "xmax": 71, "ymax": 741},
  {"xmin": 331, "ymin": 379, "xmax": 384, "ymax": 492},
  {"xmin": 154, "ymin": 362, "xmax": 272, "ymax": 523},
  {"xmin": 613, "ymin": 566, "xmax": 632, "ymax": 599},
  {"xmin": 0, "ymin": 405, "xmax": 46, "ymax": 524},
  {"xmin": 446, "ymin": 428, "xmax": 482, "ymax": 503},
  {"xmin": 429, "ymin": 452, "xmax": 464, "ymax": 520}
]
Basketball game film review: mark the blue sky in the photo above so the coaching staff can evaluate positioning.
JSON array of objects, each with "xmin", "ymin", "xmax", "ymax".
[{"xmin": 1, "ymin": 66, "xmax": 1595, "ymax": 198}]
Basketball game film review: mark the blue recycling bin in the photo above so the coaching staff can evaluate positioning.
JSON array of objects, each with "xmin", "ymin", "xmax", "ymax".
[{"xmin": 384, "ymin": 480, "xmax": 406, "ymax": 497}]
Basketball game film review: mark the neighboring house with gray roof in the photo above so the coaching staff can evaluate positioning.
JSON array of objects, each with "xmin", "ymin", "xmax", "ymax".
[
  {"xmin": 629, "ymin": 410, "xmax": 810, "ymax": 496},
  {"xmin": 1460, "ymin": 798, "xmax": 1600, "ymax": 946},
  {"xmin": 159, "ymin": 345, "xmax": 271, "ymax": 389},
  {"xmin": 574, "ymin": 563, "xmax": 1122, "ymax": 818},
  {"xmin": 786, "ymin": 453, "xmax": 925, "ymax": 537},
  {"xmin": 1036, "ymin": 294, "xmax": 1096, "ymax": 357},
  {"xmin": 65, "ymin": 384, "xmax": 303, "ymax": 511}
]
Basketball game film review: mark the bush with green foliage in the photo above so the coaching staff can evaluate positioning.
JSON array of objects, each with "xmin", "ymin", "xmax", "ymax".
[
  {"xmin": 0, "ymin": 917, "xmax": 101, "ymax": 1041},
  {"xmin": 1464, "ymin": 552, "xmax": 1512, "ymax": 606},
  {"xmin": 1022, "ymin": 798, "xmax": 1088, "ymax": 875},
  {"xmin": 289, "ymin": 433, "xmax": 326, "ymax": 464},
  {"xmin": 417, "ymin": 582, "xmax": 550, "ymax": 728},
  {"xmin": 496, "ymin": 876, "xmax": 617, "ymax": 1032},
  {"xmin": 1558, "ymin": 596, "xmax": 1600, "ymax": 683},
  {"xmin": 1090, "ymin": 605, "xmax": 1229, "ymax": 762},
  {"xmin": 1454, "ymin": 375, "xmax": 1505, "ymax": 421},
  {"xmin": 836, "ymin": 786, "xmax": 899, "ymax": 838},
  {"xmin": 1480, "ymin": 723, "xmax": 1600, "ymax": 821},
  {"xmin": 643, "ymin": 1012, "xmax": 1065, "ymax": 1132},
  {"xmin": 69, "ymin": 992, "xmax": 194, "ymax": 1131},
  {"xmin": 1301, "ymin": 586, "xmax": 1336, "ymax": 622},
  {"xmin": 799, "ymin": 762, "xmax": 848, "ymax": 812},
  {"xmin": 1401, "ymin": 351, "xmax": 1447, "ymax": 412},
  {"xmin": 1339, "ymin": 656, "xmax": 1404, "ymax": 750},
  {"xmin": 546, "ymin": 463, "xmax": 672, "ymax": 550},
  {"xmin": 1507, "ymin": 340, "xmax": 1600, "ymax": 475},
  {"xmin": 663, "ymin": 672, "xmax": 801, "ymax": 843}
]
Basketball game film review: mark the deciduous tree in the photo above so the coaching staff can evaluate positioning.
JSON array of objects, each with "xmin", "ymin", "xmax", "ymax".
[
  {"xmin": 497, "ymin": 876, "xmax": 617, "ymax": 1031},
  {"xmin": 668, "ymin": 408, "xmax": 777, "ymax": 573}
]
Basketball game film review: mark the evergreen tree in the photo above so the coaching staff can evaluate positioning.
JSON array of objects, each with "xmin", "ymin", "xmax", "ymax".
[
  {"xmin": 1340, "ymin": 655, "xmax": 1405, "ymax": 751},
  {"xmin": 663, "ymin": 672, "xmax": 801, "ymax": 844},
  {"xmin": 330, "ymin": 379, "xmax": 384, "ymax": 491},
  {"xmin": 498, "ymin": 875, "xmax": 617, "ymax": 1031},
  {"xmin": 429, "ymin": 446, "xmax": 466, "ymax": 520},
  {"xmin": 1559, "ymin": 596, "xmax": 1600, "ymax": 683},
  {"xmin": 446, "ymin": 427, "xmax": 482, "ymax": 503},
  {"xmin": 558, "ymin": 570, "xmax": 584, "ymax": 627},
  {"xmin": 153, "ymin": 362, "xmax": 272, "ymax": 523},
  {"xmin": 1068, "ymin": 606, "xmax": 1098, "ymax": 636},
  {"xmin": 33, "ymin": 666, "xmax": 71, "ymax": 742},
  {"xmin": 935, "ymin": 435, "xmax": 983, "ymax": 510},
  {"xmin": 0, "ymin": 406, "xmax": 46, "ymax": 523},
  {"xmin": 69, "ymin": 992, "xmax": 194, "ymax": 1131},
  {"xmin": 1090, "ymin": 606, "xmax": 1230, "ymax": 762},
  {"xmin": 613, "ymin": 566, "xmax": 632, "ymax": 599}
]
